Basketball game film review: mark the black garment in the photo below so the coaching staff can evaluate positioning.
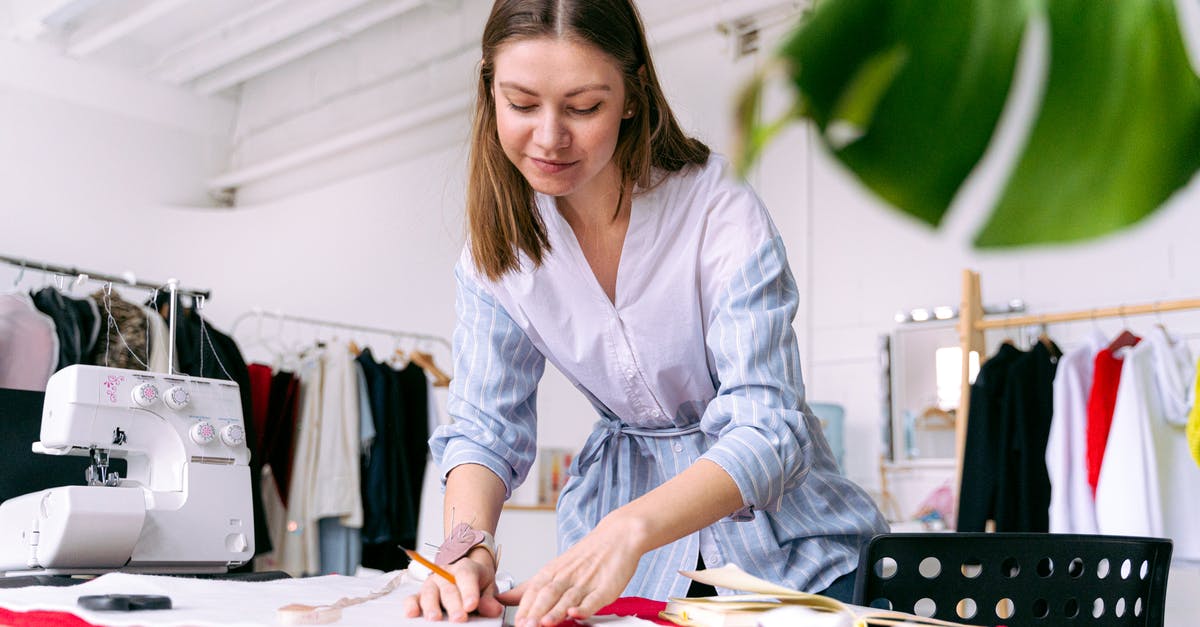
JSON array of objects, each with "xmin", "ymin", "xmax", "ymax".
[
  {"xmin": 357, "ymin": 353, "xmax": 429, "ymax": 571},
  {"xmin": 357, "ymin": 349, "xmax": 398, "ymax": 546},
  {"xmin": 168, "ymin": 303, "xmax": 271, "ymax": 557},
  {"xmin": 993, "ymin": 341, "xmax": 1059, "ymax": 532},
  {"xmin": 260, "ymin": 370, "xmax": 300, "ymax": 505},
  {"xmin": 956, "ymin": 343, "xmax": 1021, "ymax": 531},
  {"xmin": 396, "ymin": 361, "xmax": 430, "ymax": 549},
  {"xmin": 30, "ymin": 288, "xmax": 100, "ymax": 371},
  {"xmin": 358, "ymin": 351, "xmax": 417, "ymax": 571}
]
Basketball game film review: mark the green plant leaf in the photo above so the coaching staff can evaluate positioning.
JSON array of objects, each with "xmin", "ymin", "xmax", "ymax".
[
  {"xmin": 974, "ymin": 0, "xmax": 1200, "ymax": 247},
  {"xmin": 774, "ymin": 0, "xmax": 1033, "ymax": 227}
]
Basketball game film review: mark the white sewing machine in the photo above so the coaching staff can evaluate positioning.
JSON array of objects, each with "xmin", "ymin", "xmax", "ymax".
[{"xmin": 0, "ymin": 365, "xmax": 255, "ymax": 575}]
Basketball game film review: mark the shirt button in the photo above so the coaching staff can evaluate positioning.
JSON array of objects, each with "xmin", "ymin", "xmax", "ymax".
[{"xmin": 673, "ymin": 443, "xmax": 683, "ymax": 453}]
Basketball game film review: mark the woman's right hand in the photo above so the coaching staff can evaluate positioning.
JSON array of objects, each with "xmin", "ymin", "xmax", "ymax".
[{"xmin": 402, "ymin": 551, "xmax": 505, "ymax": 622}]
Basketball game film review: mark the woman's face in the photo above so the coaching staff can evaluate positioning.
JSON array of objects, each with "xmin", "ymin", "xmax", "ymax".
[{"xmin": 492, "ymin": 36, "xmax": 631, "ymax": 204}]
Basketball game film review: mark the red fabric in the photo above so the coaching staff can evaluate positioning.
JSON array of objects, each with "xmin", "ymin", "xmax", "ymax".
[
  {"xmin": 247, "ymin": 363, "xmax": 273, "ymax": 453},
  {"xmin": 0, "ymin": 607, "xmax": 95, "ymax": 627},
  {"xmin": 552, "ymin": 597, "xmax": 672, "ymax": 626},
  {"xmin": 1086, "ymin": 343, "xmax": 1136, "ymax": 494}
]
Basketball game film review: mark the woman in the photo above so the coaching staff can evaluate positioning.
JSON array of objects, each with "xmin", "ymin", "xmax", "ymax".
[{"xmin": 404, "ymin": 1, "xmax": 888, "ymax": 625}]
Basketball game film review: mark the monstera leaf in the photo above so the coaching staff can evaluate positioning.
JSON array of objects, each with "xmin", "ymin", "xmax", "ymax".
[{"xmin": 738, "ymin": 0, "xmax": 1200, "ymax": 247}]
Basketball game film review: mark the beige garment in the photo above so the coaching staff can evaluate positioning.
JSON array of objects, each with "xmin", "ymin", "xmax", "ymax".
[
  {"xmin": 0, "ymin": 291, "xmax": 58, "ymax": 390},
  {"xmin": 142, "ymin": 305, "xmax": 177, "ymax": 373},
  {"xmin": 278, "ymin": 344, "xmax": 363, "ymax": 577},
  {"xmin": 91, "ymin": 289, "xmax": 148, "ymax": 370}
]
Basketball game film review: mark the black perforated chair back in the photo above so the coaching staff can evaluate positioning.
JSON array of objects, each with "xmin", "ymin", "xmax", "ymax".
[{"xmin": 854, "ymin": 533, "xmax": 1172, "ymax": 626}]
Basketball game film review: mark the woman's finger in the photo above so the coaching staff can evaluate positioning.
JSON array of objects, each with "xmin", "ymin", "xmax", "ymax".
[
  {"xmin": 522, "ymin": 579, "xmax": 569, "ymax": 627},
  {"xmin": 541, "ymin": 584, "xmax": 586, "ymax": 626},
  {"xmin": 495, "ymin": 580, "xmax": 526, "ymax": 606},
  {"xmin": 401, "ymin": 593, "xmax": 422, "ymax": 618},
  {"xmin": 475, "ymin": 582, "xmax": 506, "ymax": 618},
  {"xmin": 436, "ymin": 577, "xmax": 468, "ymax": 622},
  {"xmin": 418, "ymin": 580, "xmax": 444, "ymax": 621},
  {"xmin": 567, "ymin": 588, "xmax": 611, "ymax": 620}
]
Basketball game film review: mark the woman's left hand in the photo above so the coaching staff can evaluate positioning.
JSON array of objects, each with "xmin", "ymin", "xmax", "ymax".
[{"xmin": 496, "ymin": 514, "xmax": 645, "ymax": 627}]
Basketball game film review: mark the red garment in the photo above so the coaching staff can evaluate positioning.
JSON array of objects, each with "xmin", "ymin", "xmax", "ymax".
[
  {"xmin": 247, "ymin": 363, "xmax": 274, "ymax": 453},
  {"xmin": 1086, "ymin": 344, "xmax": 1137, "ymax": 494},
  {"xmin": 0, "ymin": 608, "xmax": 95, "ymax": 626},
  {"xmin": 554, "ymin": 597, "xmax": 672, "ymax": 626}
]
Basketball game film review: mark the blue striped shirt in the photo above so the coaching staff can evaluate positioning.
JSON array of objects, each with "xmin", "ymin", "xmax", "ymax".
[{"xmin": 431, "ymin": 155, "xmax": 888, "ymax": 600}]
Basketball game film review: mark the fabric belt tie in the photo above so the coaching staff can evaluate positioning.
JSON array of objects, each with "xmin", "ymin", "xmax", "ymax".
[{"xmin": 569, "ymin": 418, "xmax": 703, "ymax": 523}]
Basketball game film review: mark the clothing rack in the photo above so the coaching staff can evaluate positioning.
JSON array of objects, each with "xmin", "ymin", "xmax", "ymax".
[
  {"xmin": 2, "ymin": 253, "xmax": 212, "ymax": 376},
  {"xmin": 0, "ymin": 253, "xmax": 211, "ymax": 300},
  {"xmin": 229, "ymin": 308, "xmax": 452, "ymax": 386},
  {"xmin": 953, "ymin": 268, "xmax": 1200, "ymax": 515}
]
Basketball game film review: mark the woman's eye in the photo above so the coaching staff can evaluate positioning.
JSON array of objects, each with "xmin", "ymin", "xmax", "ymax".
[
  {"xmin": 507, "ymin": 103, "xmax": 536, "ymax": 112},
  {"xmin": 570, "ymin": 104, "xmax": 601, "ymax": 115}
]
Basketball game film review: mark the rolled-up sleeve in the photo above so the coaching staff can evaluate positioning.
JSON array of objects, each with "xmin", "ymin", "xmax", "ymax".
[
  {"xmin": 429, "ymin": 263, "xmax": 545, "ymax": 499},
  {"xmin": 699, "ymin": 236, "xmax": 812, "ymax": 513}
]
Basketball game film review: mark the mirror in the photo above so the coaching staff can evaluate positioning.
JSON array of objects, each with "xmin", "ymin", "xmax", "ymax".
[{"xmin": 888, "ymin": 321, "xmax": 979, "ymax": 462}]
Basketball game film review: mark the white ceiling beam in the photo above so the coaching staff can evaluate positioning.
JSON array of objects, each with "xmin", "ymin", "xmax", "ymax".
[
  {"xmin": 649, "ymin": 0, "xmax": 803, "ymax": 49},
  {"xmin": 152, "ymin": 0, "xmax": 377, "ymax": 85},
  {"xmin": 193, "ymin": 0, "xmax": 426, "ymax": 95},
  {"xmin": 66, "ymin": 0, "xmax": 192, "ymax": 56},
  {"xmin": 207, "ymin": 92, "xmax": 471, "ymax": 192},
  {"xmin": 5, "ymin": 0, "xmax": 85, "ymax": 41}
]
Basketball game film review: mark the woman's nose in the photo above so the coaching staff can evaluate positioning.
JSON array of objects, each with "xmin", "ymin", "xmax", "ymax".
[{"xmin": 533, "ymin": 112, "xmax": 568, "ymax": 150}]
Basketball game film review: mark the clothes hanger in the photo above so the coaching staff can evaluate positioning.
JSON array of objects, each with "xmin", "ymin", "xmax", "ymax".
[
  {"xmin": 1106, "ymin": 305, "xmax": 1139, "ymax": 352},
  {"xmin": 1035, "ymin": 322, "xmax": 1062, "ymax": 359},
  {"xmin": 408, "ymin": 349, "xmax": 452, "ymax": 387}
]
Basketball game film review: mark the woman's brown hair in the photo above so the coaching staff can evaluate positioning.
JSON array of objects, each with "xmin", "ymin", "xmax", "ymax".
[{"xmin": 467, "ymin": 0, "xmax": 711, "ymax": 281}]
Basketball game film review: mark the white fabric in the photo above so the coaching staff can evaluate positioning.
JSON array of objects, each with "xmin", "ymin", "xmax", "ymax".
[
  {"xmin": 0, "ymin": 571, "xmax": 499, "ymax": 626},
  {"xmin": 1095, "ymin": 328, "xmax": 1200, "ymax": 561},
  {"xmin": 1046, "ymin": 331, "xmax": 1106, "ymax": 534}
]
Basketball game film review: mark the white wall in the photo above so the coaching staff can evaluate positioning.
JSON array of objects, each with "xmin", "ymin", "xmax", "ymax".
[{"xmin": 3, "ymin": 7, "xmax": 1200, "ymax": 582}]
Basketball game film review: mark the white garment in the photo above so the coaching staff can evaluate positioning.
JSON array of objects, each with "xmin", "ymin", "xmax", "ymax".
[
  {"xmin": 1095, "ymin": 328, "xmax": 1199, "ymax": 561},
  {"xmin": 142, "ymin": 304, "xmax": 176, "ymax": 374},
  {"xmin": 0, "ymin": 291, "xmax": 58, "ymax": 391},
  {"xmin": 0, "ymin": 570, "xmax": 499, "ymax": 627},
  {"xmin": 1046, "ymin": 331, "xmax": 1106, "ymax": 534},
  {"xmin": 278, "ymin": 345, "xmax": 363, "ymax": 576}
]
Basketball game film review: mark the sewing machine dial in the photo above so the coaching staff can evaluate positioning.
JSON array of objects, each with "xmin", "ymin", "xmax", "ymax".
[
  {"xmin": 189, "ymin": 421, "xmax": 217, "ymax": 445},
  {"xmin": 220, "ymin": 424, "xmax": 245, "ymax": 447},
  {"xmin": 131, "ymin": 383, "xmax": 160, "ymax": 407},
  {"xmin": 164, "ymin": 386, "xmax": 190, "ymax": 410}
]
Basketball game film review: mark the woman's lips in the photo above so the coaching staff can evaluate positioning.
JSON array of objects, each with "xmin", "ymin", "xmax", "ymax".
[{"xmin": 531, "ymin": 157, "xmax": 578, "ymax": 174}]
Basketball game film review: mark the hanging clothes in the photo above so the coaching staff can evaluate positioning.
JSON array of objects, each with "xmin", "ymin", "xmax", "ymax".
[
  {"xmin": 957, "ymin": 343, "xmax": 1021, "ymax": 531},
  {"xmin": 993, "ymin": 340, "xmax": 1059, "ymax": 532},
  {"xmin": 141, "ymin": 304, "xmax": 173, "ymax": 374},
  {"xmin": 0, "ymin": 292, "xmax": 58, "ymax": 391},
  {"xmin": 278, "ymin": 344, "xmax": 365, "ymax": 577},
  {"xmin": 251, "ymin": 366, "xmax": 300, "ymax": 574},
  {"xmin": 30, "ymin": 287, "xmax": 100, "ymax": 371},
  {"xmin": 1046, "ymin": 331, "xmax": 1106, "ymax": 534},
  {"xmin": 1095, "ymin": 328, "xmax": 1200, "ymax": 561},
  {"xmin": 958, "ymin": 340, "xmax": 1059, "ymax": 532},
  {"xmin": 396, "ymin": 361, "xmax": 430, "ymax": 550},
  {"xmin": 1085, "ymin": 338, "xmax": 1139, "ymax": 494},
  {"xmin": 90, "ymin": 289, "xmax": 148, "ymax": 370}
]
